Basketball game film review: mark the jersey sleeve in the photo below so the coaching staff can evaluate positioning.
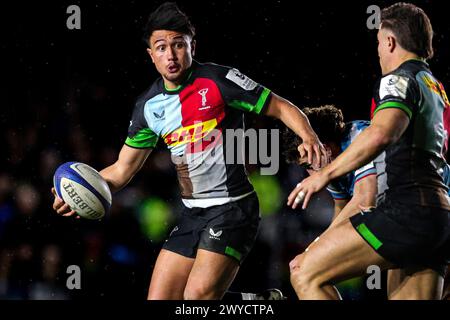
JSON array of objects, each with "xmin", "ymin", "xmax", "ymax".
[
  {"xmin": 125, "ymin": 100, "xmax": 159, "ymax": 149},
  {"xmin": 327, "ymin": 182, "xmax": 351, "ymax": 200},
  {"xmin": 215, "ymin": 67, "xmax": 272, "ymax": 114},
  {"xmin": 354, "ymin": 162, "xmax": 376, "ymax": 183},
  {"xmin": 373, "ymin": 73, "xmax": 420, "ymax": 120}
]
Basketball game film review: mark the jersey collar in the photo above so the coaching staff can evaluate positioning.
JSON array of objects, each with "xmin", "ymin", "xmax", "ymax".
[{"xmin": 162, "ymin": 65, "xmax": 195, "ymax": 95}]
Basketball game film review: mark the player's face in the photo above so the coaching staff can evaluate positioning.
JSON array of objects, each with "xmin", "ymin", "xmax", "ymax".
[
  {"xmin": 377, "ymin": 28, "xmax": 390, "ymax": 75},
  {"xmin": 147, "ymin": 30, "xmax": 196, "ymax": 88}
]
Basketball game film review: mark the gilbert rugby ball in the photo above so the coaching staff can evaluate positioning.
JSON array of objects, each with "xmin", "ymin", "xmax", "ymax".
[{"xmin": 53, "ymin": 162, "xmax": 112, "ymax": 220}]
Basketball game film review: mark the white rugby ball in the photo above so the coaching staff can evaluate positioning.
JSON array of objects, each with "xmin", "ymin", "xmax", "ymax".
[{"xmin": 53, "ymin": 162, "xmax": 112, "ymax": 220}]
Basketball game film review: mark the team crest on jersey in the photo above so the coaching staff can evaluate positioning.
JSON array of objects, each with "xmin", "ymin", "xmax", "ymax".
[
  {"xmin": 379, "ymin": 74, "xmax": 409, "ymax": 100},
  {"xmin": 198, "ymin": 88, "xmax": 210, "ymax": 110},
  {"xmin": 226, "ymin": 68, "xmax": 258, "ymax": 91}
]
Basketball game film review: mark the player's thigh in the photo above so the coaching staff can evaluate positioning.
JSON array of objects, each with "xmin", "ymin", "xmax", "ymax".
[
  {"xmin": 291, "ymin": 219, "xmax": 393, "ymax": 286},
  {"xmin": 388, "ymin": 267, "xmax": 444, "ymax": 300},
  {"xmin": 443, "ymin": 283, "xmax": 450, "ymax": 300},
  {"xmin": 184, "ymin": 249, "xmax": 240, "ymax": 300},
  {"xmin": 387, "ymin": 269, "xmax": 403, "ymax": 298},
  {"xmin": 147, "ymin": 249, "xmax": 195, "ymax": 300},
  {"xmin": 444, "ymin": 267, "xmax": 450, "ymax": 300}
]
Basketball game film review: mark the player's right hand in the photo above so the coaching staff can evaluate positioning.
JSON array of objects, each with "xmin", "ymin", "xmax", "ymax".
[{"xmin": 51, "ymin": 187, "xmax": 79, "ymax": 218}]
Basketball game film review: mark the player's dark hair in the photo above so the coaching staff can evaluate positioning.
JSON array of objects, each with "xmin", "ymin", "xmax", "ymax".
[
  {"xmin": 283, "ymin": 105, "xmax": 345, "ymax": 164},
  {"xmin": 143, "ymin": 2, "xmax": 195, "ymax": 47},
  {"xmin": 381, "ymin": 2, "xmax": 433, "ymax": 59}
]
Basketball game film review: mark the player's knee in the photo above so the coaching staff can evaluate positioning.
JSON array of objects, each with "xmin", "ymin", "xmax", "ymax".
[
  {"xmin": 184, "ymin": 283, "xmax": 218, "ymax": 300},
  {"xmin": 289, "ymin": 253, "xmax": 305, "ymax": 272},
  {"xmin": 290, "ymin": 268, "xmax": 317, "ymax": 296},
  {"xmin": 289, "ymin": 254, "xmax": 308, "ymax": 289},
  {"xmin": 289, "ymin": 254, "xmax": 324, "ymax": 295}
]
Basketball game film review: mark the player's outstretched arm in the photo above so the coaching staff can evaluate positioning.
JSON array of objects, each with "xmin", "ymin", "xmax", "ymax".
[
  {"xmin": 288, "ymin": 108, "xmax": 409, "ymax": 210},
  {"xmin": 51, "ymin": 145, "xmax": 152, "ymax": 217},
  {"xmin": 99, "ymin": 144, "xmax": 152, "ymax": 193},
  {"xmin": 263, "ymin": 93, "xmax": 327, "ymax": 168}
]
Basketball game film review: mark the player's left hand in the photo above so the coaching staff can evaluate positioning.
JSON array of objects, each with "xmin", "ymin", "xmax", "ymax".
[{"xmin": 287, "ymin": 170, "xmax": 330, "ymax": 210}]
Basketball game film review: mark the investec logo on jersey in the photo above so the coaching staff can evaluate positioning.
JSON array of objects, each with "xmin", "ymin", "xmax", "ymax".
[
  {"xmin": 163, "ymin": 119, "xmax": 218, "ymax": 147},
  {"xmin": 380, "ymin": 74, "xmax": 409, "ymax": 99},
  {"xmin": 226, "ymin": 68, "xmax": 257, "ymax": 91}
]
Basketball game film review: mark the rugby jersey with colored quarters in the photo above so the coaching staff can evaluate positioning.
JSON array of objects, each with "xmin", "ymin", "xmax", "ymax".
[
  {"xmin": 327, "ymin": 121, "xmax": 377, "ymax": 200},
  {"xmin": 125, "ymin": 60, "xmax": 272, "ymax": 202},
  {"xmin": 372, "ymin": 59, "xmax": 450, "ymax": 209}
]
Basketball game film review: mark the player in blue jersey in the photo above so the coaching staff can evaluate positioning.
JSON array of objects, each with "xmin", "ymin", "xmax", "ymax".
[
  {"xmin": 52, "ymin": 2, "xmax": 327, "ymax": 300},
  {"xmin": 284, "ymin": 105, "xmax": 378, "ymax": 229},
  {"xmin": 288, "ymin": 3, "xmax": 450, "ymax": 300}
]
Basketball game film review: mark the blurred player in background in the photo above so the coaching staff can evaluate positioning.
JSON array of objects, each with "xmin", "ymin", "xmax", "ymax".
[
  {"xmin": 52, "ymin": 2, "xmax": 327, "ymax": 300},
  {"xmin": 288, "ymin": 3, "xmax": 450, "ymax": 300},
  {"xmin": 284, "ymin": 106, "xmax": 378, "ymax": 228}
]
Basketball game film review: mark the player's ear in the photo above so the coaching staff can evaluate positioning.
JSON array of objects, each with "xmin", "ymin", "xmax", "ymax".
[
  {"xmin": 146, "ymin": 48, "xmax": 155, "ymax": 64},
  {"xmin": 387, "ymin": 35, "xmax": 396, "ymax": 53}
]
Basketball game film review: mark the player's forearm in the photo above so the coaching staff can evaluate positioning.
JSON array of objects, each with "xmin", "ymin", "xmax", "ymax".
[
  {"xmin": 99, "ymin": 145, "xmax": 152, "ymax": 193},
  {"xmin": 267, "ymin": 95, "xmax": 318, "ymax": 142},
  {"xmin": 100, "ymin": 163, "xmax": 135, "ymax": 193},
  {"xmin": 282, "ymin": 106, "xmax": 318, "ymax": 142},
  {"xmin": 323, "ymin": 125, "xmax": 390, "ymax": 181}
]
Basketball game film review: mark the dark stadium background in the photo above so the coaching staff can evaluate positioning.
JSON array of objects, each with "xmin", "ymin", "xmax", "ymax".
[{"xmin": 0, "ymin": 0, "xmax": 448, "ymax": 300}]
